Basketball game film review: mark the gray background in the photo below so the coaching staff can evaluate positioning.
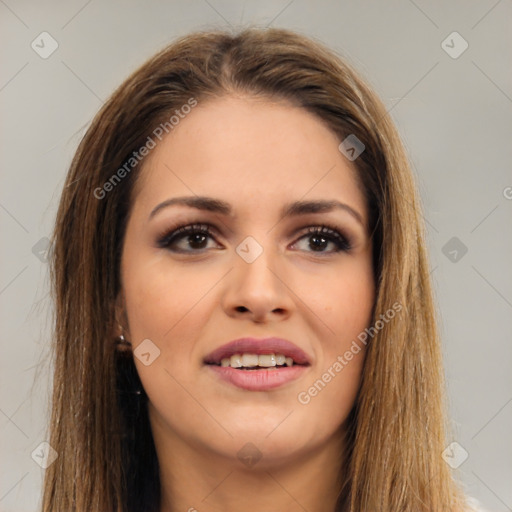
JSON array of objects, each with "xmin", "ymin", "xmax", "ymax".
[{"xmin": 1, "ymin": 1, "xmax": 511, "ymax": 511}]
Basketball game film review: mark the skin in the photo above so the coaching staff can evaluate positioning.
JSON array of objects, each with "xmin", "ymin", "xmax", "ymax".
[{"xmin": 117, "ymin": 95, "xmax": 375, "ymax": 512}]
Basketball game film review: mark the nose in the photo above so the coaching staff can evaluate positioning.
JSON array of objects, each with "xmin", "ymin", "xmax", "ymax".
[{"xmin": 221, "ymin": 243, "xmax": 294, "ymax": 323}]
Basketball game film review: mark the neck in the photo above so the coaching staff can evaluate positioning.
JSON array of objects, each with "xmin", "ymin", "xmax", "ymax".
[{"xmin": 150, "ymin": 409, "xmax": 348, "ymax": 512}]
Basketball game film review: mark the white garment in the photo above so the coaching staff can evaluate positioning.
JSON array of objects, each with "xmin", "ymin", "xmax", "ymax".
[{"xmin": 466, "ymin": 495, "xmax": 489, "ymax": 512}]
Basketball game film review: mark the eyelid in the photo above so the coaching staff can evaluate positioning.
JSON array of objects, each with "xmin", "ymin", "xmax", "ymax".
[
  {"xmin": 156, "ymin": 219, "xmax": 355, "ymax": 255},
  {"xmin": 155, "ymin": 222, "xmax": 219, "ymax": 248},
  {"xmin": 292, "ymin": 224, "xmax": 353, "ymax": 252}
]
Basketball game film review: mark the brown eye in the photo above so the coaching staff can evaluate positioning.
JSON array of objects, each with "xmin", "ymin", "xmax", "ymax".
[
  {"xmin": 157, "ymin": 223, "xmax": 219, "ymax": 252},
  {"xmin": 293, "ymin": 225, "xmax": 351, "ymax": 254}
]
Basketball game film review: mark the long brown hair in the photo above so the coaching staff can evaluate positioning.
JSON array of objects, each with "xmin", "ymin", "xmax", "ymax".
[{"xmin": 42, "ymin": 27, "xmax": 467, "ymax": 511}]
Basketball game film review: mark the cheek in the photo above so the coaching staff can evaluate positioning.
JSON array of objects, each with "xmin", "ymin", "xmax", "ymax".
[
  {"xmin": 121, "ymin": 257, "xmax": 212, "ymax": 423},
  {"xmin": 121, "ymin": 254, "xmax": 221, "ymax": 398},
  {"xmin": 295, "ymin": 348, "xmax": 365, "ymax": 446},
  {"xmin": 329, "ymin": 276, "xmax": 375, "ymax": 342},
  {"xmin": 296, "ymin": 257, "xmax": 374, "ymax": 408},
  {"xmin": 294, "ymin": 269, "xmax": 373, "ymax": 429},
  {"xmin": 302, "ymin": 257, "xmax": 375, "ymax": 354},
  {"xmin": 122, "ymin": 253, "xmax": 213, "ymax": 341}
]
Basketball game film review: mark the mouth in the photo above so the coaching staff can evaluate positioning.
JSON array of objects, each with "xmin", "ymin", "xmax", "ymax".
[{"xmin": 203, "ymin": 337, "xmax": 311, "ymax": 391}]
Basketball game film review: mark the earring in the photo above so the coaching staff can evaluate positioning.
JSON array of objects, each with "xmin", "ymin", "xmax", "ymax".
[
  {"xmin": 117, "ymin": 333, "xmax": 129, "ymax": 344},
  {"xmin": 115, "ymin": 331, "xmax": 144, "ymax": 401},
  {"xmin": 115, "ymin": 332, "xmax": 132, "ymax": 349}
]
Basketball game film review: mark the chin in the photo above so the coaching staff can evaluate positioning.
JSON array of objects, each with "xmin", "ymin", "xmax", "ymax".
[
  {"xmin": 208, "ymin": 413, "xmax": 322, "ymax": 460},
  {"xmin": 211, "ymin": 431, "xmax": 314, "ymax": 470}
]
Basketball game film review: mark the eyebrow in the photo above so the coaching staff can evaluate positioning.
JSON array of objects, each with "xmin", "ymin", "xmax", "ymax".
[{"xmin": 148, "ymin": 195, "xmax": 364, "ymax": 226}]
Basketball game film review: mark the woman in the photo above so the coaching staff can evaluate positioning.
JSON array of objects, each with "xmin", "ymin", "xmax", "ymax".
[{"xmin": 42, "ymin": 27, "xmax": 480, "ymax": 511}]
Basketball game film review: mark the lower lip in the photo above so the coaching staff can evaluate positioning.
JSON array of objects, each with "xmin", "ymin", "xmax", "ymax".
[{"xmin": 206, "ymin": 364, "xmax": 309, "ymax": 391}]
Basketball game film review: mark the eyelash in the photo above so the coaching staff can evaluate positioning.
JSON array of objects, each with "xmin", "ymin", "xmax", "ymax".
[{"xmin": 156, "ymin": 222, "xmax": 352, "ymax": 255}]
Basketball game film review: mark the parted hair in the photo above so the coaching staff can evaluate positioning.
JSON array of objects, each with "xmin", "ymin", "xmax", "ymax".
[{"xmin": 42, "ymin": 27, "xmax": 466, "ymax": 511}]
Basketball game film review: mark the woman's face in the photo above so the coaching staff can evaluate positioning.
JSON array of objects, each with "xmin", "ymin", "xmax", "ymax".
[{"xmin": 119, "ymin": 95, "xmax": 375, "ymax": 467}]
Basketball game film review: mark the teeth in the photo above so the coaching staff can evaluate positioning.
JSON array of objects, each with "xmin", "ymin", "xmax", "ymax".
[
  {"xmin": 275, "ymin": 354, "xmax": 286, "ymax": 365},
  {"xmin": 241, "ymin": 353, "xmax": 259, "ymax": 367},
  {"xmin": 258, "ymin": 354, "xmax": 276, "ymax": 367},
  {"xmin": 230, "ymin": 354, "xmax": 243, "ymax": 368},
  {"xmin": 219, "ymin": 353, "xmax": 294, "ymax": 369}
]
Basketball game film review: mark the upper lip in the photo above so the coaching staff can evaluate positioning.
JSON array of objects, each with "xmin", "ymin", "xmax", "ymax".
[{"xmin": 204, "ymin": 337, "xmax": 312, "ymax": 365}]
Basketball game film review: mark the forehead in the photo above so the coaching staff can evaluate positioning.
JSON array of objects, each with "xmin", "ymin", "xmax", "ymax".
[{"xmin": 130, "ymin": 95, "xmax": 367, "ymax": 224}]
